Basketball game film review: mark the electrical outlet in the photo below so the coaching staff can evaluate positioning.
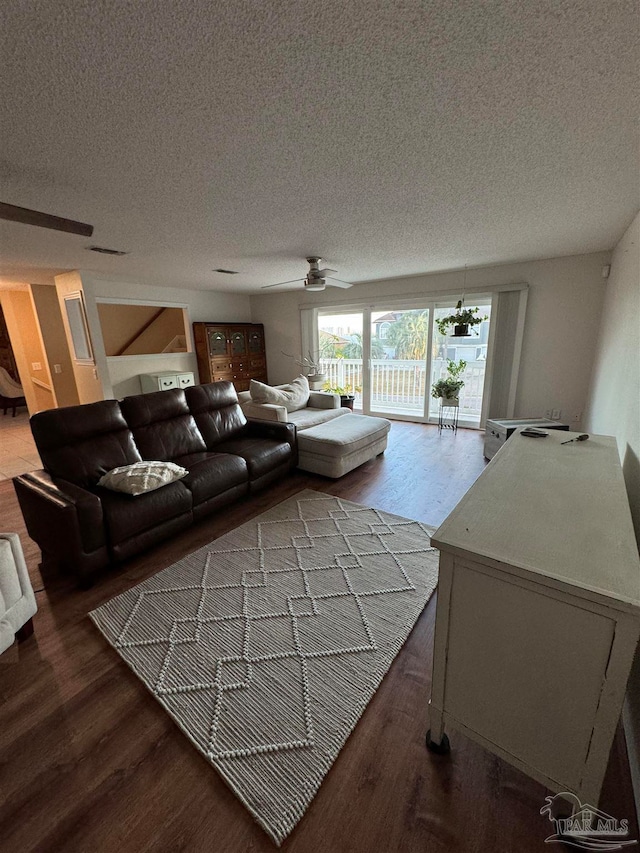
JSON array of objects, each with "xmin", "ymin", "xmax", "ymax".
[
  {"xmin": 552, "ymin": 409, "xmax": 561, "ymax": 420},
  {"xmin": 545, "ymin": 409, "xmax": 552, "ymax": 418},
  {"xmin": 572, "ymin": 411, "xmax": 582, "ymax": 422},
  {"xmin": 32, "ymin": 362, "xmax": 41, "ymax": 371},
  {"xmin": 53, "ymin": 364, "xmax": 62, "ymax": 374}
]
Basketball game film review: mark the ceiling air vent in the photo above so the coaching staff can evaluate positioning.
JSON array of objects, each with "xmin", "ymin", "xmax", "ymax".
[
  {"xmin": 213, "ymin": 268, "xmax": 239, "ymax": 274},
  {"xmin": 87, "ymin": 246, "xmax": 128, "ymax": 256}
]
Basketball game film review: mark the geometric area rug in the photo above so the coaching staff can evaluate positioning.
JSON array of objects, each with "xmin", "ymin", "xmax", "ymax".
[{"xmin": 90, "ymin": 489, "xmax": 439, "ymax": 845}]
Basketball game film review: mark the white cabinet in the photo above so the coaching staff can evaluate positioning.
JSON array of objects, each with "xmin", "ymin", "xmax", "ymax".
[
  {"xmin": 428, "ymin": 429, "xmax": 640, "ymax": 806},
  {"xmin": 139, "ymin": 371, "xmax": 195, "ymax": 394}
]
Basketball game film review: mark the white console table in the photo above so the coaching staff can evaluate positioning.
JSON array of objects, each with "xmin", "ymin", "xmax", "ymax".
[
  {"xmin": 427, "ymin": 429, "xmax": 640, "ymax": 806},
  {"xmin": 140, "ymin": 371, "xmax": 195, "ymax": 393}
]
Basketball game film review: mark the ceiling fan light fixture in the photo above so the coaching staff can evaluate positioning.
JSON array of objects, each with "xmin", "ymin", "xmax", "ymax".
[{"xmin": 305, "ymin": 279, "xmax": 326, "ymax": 291}]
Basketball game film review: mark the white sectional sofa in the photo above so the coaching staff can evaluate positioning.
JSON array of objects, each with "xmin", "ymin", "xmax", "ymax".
[
  {"xmin": 0, "ymin": 532, "xmax": 37, "ymax": 653},
  {"xmin": 238, "ymin": 389, "xmax": 352, "ymax": 430},
  {"xmin": 238, "ymin": 379, "xmax": 391, "ymax": 477}
]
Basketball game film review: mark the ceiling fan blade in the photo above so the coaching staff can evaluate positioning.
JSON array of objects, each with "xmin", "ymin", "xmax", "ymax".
[
  {"xmin": 261, "ymin": 278, "xmax": 305, "ymax": 289},
  {"xmin": 0, "ymin": 202, "xmax": 94, "ymax": 236},
  {"xmin": 326, "ymin": 277, "xmax": 352, "ymax": 289},
  {"xmin": 316, "ymin": 267, "xmax": 337, "ymax": 277}
]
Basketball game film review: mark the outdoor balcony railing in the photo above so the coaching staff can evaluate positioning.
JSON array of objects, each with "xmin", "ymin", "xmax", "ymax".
[{"xmin": 320, "ymin": 358, "xmax": 485, "ymax": 422}]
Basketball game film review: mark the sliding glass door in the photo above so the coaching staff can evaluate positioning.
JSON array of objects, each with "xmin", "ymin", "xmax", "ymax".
[
  {"xmin": 316, "ymin": 297, "xmax": 493, "ymax": 427},
  {"xmin": 429, "ymin": 300, "xmax": 492, "ymax": 427},
  {"xmin": 317, "ymin": 311, "xmax": 364, "ymax": 409},
  {"xmin": 369, "ymin": 309, "xmax": 430, "ymax": 417}
]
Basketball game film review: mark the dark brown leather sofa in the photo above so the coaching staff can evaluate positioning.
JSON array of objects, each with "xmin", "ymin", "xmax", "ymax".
[{"xmin": 13, "ymin": 381, "xmax": 296, "ymax": 586}]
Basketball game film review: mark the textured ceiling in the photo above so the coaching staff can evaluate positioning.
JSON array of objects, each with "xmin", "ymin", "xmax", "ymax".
[{"xmin": 0, "ymin": 0, "xmax": 638, "ymax": 292}]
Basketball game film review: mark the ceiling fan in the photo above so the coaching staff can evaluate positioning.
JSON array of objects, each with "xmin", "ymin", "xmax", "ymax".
[{"xmin": 262, "ymin": 257, "xmax": 352, "ymax": 292}]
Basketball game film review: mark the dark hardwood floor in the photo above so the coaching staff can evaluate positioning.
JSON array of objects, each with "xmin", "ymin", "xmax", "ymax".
[{"xmin": 0, "ymin": 422, "xmax": 635, "ymax": 852}]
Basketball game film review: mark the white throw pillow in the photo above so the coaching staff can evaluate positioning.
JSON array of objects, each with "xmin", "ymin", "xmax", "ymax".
[
  {"xmin": 250, "ymin": 375, "xmax": 310, "ymax": 412},
  {"xmin": 97, "ymin": 461, "xmax": 188, "ymax": 496}
]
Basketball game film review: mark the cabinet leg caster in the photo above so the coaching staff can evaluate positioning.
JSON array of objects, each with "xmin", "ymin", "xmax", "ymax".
[{"xmin": 426, "ymin": 730, "xmax": 451, "ymax": 755}]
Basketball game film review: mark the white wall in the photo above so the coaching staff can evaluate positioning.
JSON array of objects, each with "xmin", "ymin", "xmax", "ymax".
[
  {"xmin": 251, "ymin": 251, "xmax": 610, "ymax": 424},
  {"xmin": 78, "ymin": 275, "xmax": 251, "ymax": 399},
  {"xmin": 584, "ymin": 213, "xmax": 639, "ymax": 535},
  {"xmin": 583, "ymin": 211, "xmax": 640, "ymax": 819}
]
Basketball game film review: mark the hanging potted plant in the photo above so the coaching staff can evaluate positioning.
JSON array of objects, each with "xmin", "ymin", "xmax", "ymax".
[
  {"xmin": 436, "ymin": 301, "xmax": 487, "ymax": 338},
  {"xmin": 431, "ymin": 359, "xmax": 466, "ymax": 405},
  {"xmin": 323, "ymin": 382, "xmax": 361, "ymax": 410}
]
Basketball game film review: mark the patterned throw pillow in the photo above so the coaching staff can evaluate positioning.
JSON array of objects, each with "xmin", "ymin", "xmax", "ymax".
[
  {"xmin": 249, "ymin": 375, "xmax": 310, "ymax": 412},
  {"xmin": 97, "ymin": 461, "xmax": 188, "ymax": 496}
]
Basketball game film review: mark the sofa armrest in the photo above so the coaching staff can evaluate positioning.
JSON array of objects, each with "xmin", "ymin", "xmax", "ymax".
[
  {"xmin": 246, "ymin": 420, "xmax": 297, "ymax": 466},
  {"xmin": 239, "ymin": 400, "xmax": 288, "ymax": 422},
  {"xmin": 13, "ymin": 471, "xmax": 105, "ymax": 557},
  {"xmin": 308, "ymin": 391, "xmax": 340, "ymax": 409},
  {"xmin": 0, "ymin": 532, "xmax": 37, "ymax": 653}
]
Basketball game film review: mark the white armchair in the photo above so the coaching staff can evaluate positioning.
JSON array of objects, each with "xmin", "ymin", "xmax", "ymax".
[
  {"xmin": 0, "ymin": 533, "xmax": 37, "ymax": 653},
  {"xmin": 238, "ymin": 388, "xmax": 350, "ymax": 431}
]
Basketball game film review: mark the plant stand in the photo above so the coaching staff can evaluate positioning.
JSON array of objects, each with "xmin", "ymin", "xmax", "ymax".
[{"xmin": 438, "ymin": 401, "xmax": 459, "ymax": 434}]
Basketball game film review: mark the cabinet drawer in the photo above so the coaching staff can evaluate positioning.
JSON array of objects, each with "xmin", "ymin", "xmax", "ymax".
[
  {"xmin": 158, "ymin": 375, "xmax": 178, "ymax": 390},
  {"xmin": 177, "ymin": 373, "xmax": 195, "ymax": 388}
]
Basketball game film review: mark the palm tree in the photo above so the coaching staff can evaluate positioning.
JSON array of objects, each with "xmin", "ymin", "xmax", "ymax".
[
  {"xmin": 386, "ymin": 310, "xmax": 430, "ymax": 359},
  {"xmin": 342, "ymin": 333, "xmax": 385, "ymax": 359}
]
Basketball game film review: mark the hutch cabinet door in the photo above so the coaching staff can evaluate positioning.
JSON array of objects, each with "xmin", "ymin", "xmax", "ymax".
[
  {"xmin": 207, "ymin": 327, "xmax": 228, "ymax": 358},
  {"xmin": 248, "ymin": 327, "xmax": 264, "ymax": 353},
  {"xmin": 229, "ymin": 329, "xmax": 247, "ymax": 357}
]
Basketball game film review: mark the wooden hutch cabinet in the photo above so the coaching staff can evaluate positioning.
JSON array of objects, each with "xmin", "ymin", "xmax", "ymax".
[{"xmin": 193, "ymin": 323, "xmax": 268, "ymax": 392}]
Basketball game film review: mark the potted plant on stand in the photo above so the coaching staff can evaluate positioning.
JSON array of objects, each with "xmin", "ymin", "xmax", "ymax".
[
  {"xmin": 436, "ymin": 301, "xmax": 487, "ymax": 338},
  {"xmin": 323, "ymin": 383, "xmax": 361, "ymax": 410},
  {"xmin": 431, "ymin": 359, "xmax": 467, "ymax": 406}
]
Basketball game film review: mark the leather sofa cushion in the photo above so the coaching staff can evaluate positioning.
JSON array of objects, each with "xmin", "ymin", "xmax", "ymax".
[
  {"xmin": 174, "ymin": 452, "xmax": 248, "ymax": 506},
  {"xmin": 184, "ymin": 382, "xmax": 247, "ymax": 447},
  {"xmin": 214, "ymin": 437, "xmax": 292, "ymax": 481},
  {"xmin": 30, "ymin": 400, "xmax": 141, "ymax": 488},
  {"xmin": 121, "ymin": 389, "xmax": 206, "ymax": 461},
  {"xmin": 98, "ymin": 480, "xmax": 192, "ymax": 545}
]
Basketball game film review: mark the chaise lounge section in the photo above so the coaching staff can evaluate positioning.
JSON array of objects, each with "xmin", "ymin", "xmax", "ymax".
[{"xmin": 13, "ymin": 381, "xmax": 296, "ymax": 586}]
